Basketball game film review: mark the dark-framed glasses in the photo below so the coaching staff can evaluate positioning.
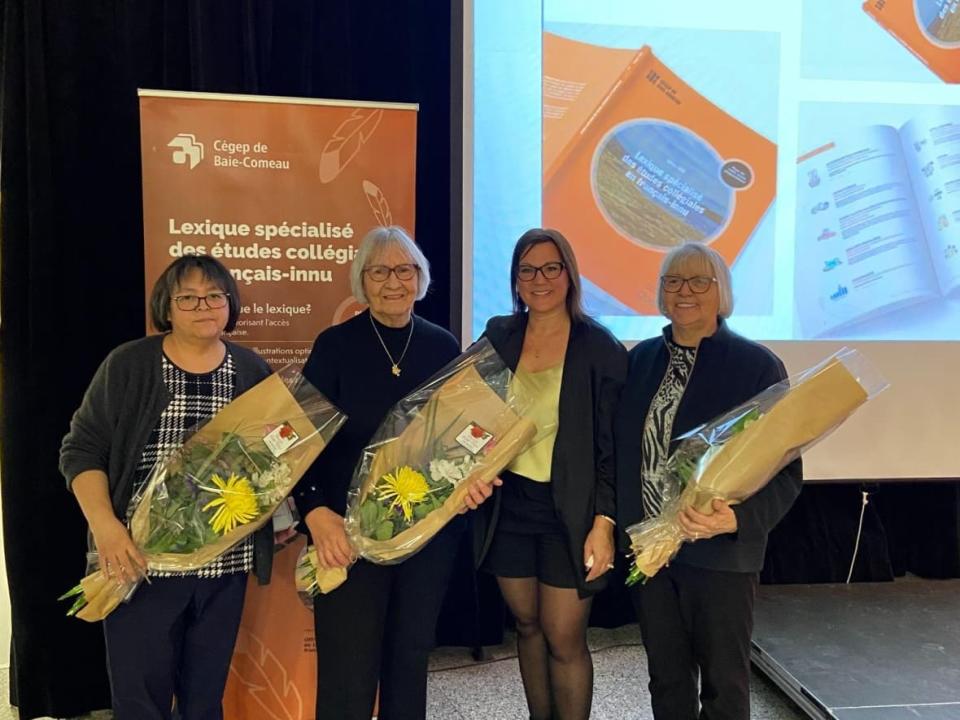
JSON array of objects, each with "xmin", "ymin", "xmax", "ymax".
[
  {"xmin": 660, "ymin": 275, "xmax": 717, "ymax": 294},
  {"xmin": 517, "ymin": 261, "xmax": 566, "ymax": 282},
  {"xmin": 172, "ymin": 292, "xmax": 230, "ymax": 311},
  {"xmin": 363, "ymin": 264, "xmax": 419, "ymax": 282}
]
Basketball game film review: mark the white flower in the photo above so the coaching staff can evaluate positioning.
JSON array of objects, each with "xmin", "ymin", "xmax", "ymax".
[
  {"xmin": 252, "ymin": 463, "xmax": 293, "ymax": 505},
  {"xmin": 429, "ymin": 456, "xmax": 478, "ymax": 488}
]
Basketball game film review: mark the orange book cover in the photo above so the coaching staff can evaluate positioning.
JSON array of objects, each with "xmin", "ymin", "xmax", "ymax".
[
  {"xmin": 864, "ymin": 0, "xmax": 960, "ymax": 83},
  {"xmin": 542, "ymin": 34, "xmax": 777, "ymax": 314}
]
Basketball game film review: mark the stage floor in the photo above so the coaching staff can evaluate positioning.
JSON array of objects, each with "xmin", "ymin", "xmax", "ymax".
[{"xmin": 752, "ymin": 578, "xmax": 960, "ymax": 719}]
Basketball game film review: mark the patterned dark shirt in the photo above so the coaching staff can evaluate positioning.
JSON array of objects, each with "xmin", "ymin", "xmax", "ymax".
[
  {"xmin": 130, "ymin": 353, "xmax": 253, "ymax": 578},
  {"xmin": 641, "ymin": 341, "xmax": 697, "ymax": 517}
]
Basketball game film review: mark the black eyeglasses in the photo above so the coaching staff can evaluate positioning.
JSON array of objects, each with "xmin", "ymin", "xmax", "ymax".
[
  {"xmin": 517, "ymin": 262, "xmax": 566, "ymax": 282},
  {"xmin": 660, "ymin": 275, "xmax": 717, "ymax": 294},
  {"xmin": 172, "ymin": 292, "xmax": 230, "ymax": 311},
  {"xmin": 363, "ymin": 264, "xmax": 419, "ymax": 282}
]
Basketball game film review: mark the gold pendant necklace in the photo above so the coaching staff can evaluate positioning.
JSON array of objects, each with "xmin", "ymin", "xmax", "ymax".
[{"xmin": 369, "ymin": 312, "xmax": 414, "ymax": 377}]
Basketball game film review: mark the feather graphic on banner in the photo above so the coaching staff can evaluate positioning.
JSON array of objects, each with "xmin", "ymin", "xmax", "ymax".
[
  {"xmin": 362, "ymin": 180, "xmax": 393, "ymax": 226},
  {"xmin": 318, "ymin": 109, "xmax": 383, "ymax": 183},
  {"xmin": 228, "ymin": 630, "xmax": 304, "ymax": 720}
]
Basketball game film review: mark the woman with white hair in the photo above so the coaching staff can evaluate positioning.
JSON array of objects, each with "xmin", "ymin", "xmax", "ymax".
[
  {"xmin": 613, "ymin": 243, "xmax": 802, "ymax": 720},
  {"xmin": 293, "ymin": 226, "xmax": 494, "ymax": 720}
]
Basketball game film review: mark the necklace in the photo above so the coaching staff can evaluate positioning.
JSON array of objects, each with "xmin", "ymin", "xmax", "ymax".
[{"xmin": 369, "ymin": 312, "xmax": 415, "ymax": 377}]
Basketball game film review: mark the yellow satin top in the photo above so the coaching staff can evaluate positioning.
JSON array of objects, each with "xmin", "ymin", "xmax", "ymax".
[{"xmin": 508, "ymin": 363, "xmax": 563, "ymax": 482}]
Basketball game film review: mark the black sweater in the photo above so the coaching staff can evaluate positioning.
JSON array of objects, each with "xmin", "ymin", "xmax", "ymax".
[
  {"xmin": 614, "ymin": 319, "xmax": 803, "ymax": 574},
  {"xmin": 59, "ymin": 334, "xmax": 275, "ymax": 583},
  {"xmin": 293, "ymin": 310, "xmax": 460, "ymax": 518}
]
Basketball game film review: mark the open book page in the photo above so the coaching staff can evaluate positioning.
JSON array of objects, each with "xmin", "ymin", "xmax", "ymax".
[
  {"xmin": 542, "ymin": 32, "xmax": 638, "ymax": 182},
  {"xmin": 863, "ymin": 0, "xmax": 960, "ymax": 82},
  {"xmin": 795, "ymin": 125, "xmax": 939, "ymax": 337},
  {"xmin": 542, "ymin": 41, "xmax": 776, "ymax": 315},
  {"xmin": 899, "ymin": 106, "xmax": 960, "ymax": 294}
]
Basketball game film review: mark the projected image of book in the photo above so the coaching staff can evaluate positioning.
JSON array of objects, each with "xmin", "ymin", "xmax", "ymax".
[
  {"xmin": 795, "ymin": 106, "xmax": 960, "ymax": 338},
  {"xmin": 864, "ymin": 0, "xmax": 960, "ymax": 83},
  {"xmin": 542, "ymin": 33, "xmax": 777, "ymax": 314}
]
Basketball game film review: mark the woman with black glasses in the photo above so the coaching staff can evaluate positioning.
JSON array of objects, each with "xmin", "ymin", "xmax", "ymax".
[
  {"xmin": 614, "ymin": 243, "xmax": 802, "ymax": 719},
  {"xmin": 475, "ymin": 228, "xmax": 626, "ymax": 720},
  {"xmin": 60, "ymin": 255, "xmax": 273, "ymax": 719},
  {"xmin": 293, "ymin": 225, "xmax": 496, "ymax": 720}
]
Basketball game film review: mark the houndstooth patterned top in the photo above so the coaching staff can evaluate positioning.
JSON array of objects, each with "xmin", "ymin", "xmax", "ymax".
[{"xmin": 129, "ymin": 352, "xmax": 253, "ymax": 578}]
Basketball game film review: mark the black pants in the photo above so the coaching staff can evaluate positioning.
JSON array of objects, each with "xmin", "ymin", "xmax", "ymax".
[
  {"xmin": 102, "ymin": 573, "xmax": 247, "ymax": 720},
  {"xmin": 629, "ymin": 562, "xmax": 757, "ymax": 720},
  {"xmin": 313, "ymin": 519, "xmax": 463, "ymax": 720}
]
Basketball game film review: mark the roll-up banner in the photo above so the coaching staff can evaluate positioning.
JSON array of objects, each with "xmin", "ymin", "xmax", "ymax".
[
  {"xmin": 139, "ymin": 90, "xmax": 419, "ymax": 718},
  {"xmin": 139, "ymin": 89, "xmax": 418, "ymax": 368}
]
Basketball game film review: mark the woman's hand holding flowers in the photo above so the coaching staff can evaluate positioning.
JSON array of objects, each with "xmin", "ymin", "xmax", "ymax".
[
  {"xmin": 306, "ymin": 506, "xmax": 355, "ymax": 569},
  {"xmin": 91, "ymin": 516, "xmax": 146, "ymax": 584},
  {"xmin": 459, "ymin": 475, "xmax": 503, "ymax": 513},
  {"xmin": 678, "ymin": 499, "xmax": 738, "ymax": 541}
]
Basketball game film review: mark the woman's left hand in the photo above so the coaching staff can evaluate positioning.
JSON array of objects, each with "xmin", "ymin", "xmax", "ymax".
[
  {"xmin": 459, "ymin": 476, "xmax": 503, "ymax": 513},
  {"xmin": 583, "ymin": 517, "xmax": 616, "ymax": 582},
  {"xmin": 678, "ymin": 498, "xmax": 738, "ymax": 541}
]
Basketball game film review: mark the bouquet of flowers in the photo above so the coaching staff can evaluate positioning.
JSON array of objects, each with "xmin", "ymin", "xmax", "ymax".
[
  {"xmin": 297, "ymin": 338, "xmax": 537, "ymax": 595},
  {"xmin": 625, "ymin": 348, "xmax": 887, "ymax": 586},
  {"xmin": 61, "ymin": 366, "xmax": 346, "ymax": 621}
]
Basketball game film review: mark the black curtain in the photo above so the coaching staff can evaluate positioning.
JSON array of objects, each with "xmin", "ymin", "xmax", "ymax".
[{"xmin": 1, "ymin": 2, "xmax": 457, "ymax": 717}]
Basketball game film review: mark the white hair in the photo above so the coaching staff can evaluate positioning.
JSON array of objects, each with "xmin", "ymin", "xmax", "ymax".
[
  {"xmin": 350, "ymin": 226, "xmax": 431, "ymax": 305},
  {"xmin": 657, "ymin": 243, "xmax": 734, "ymax": 318}
]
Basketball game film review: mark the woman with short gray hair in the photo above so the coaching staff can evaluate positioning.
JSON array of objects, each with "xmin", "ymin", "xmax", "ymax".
[
  {"xmin": 293, "ymin": 225, "xmax": 494, "ymax": 720},
  {"xmin": 614, "ymin": 243, "xmax": 802, "ymax": 719}
]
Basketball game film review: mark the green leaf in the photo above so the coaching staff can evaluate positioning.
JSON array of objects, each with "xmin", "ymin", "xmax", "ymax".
[
  {"xmin": 374, "ymin": 520, "xmax": 395, "ymax": 541},
  {"xmin": 730, "ymin": 408, "xmax": 762, "ymax": 435},
  {"xmin": 57, "ymin": 583, "xmax": 85, "ymax": 601},
  {"xmin": 359, "ymin": 499, "xmax": 380, "ymax": 535}
]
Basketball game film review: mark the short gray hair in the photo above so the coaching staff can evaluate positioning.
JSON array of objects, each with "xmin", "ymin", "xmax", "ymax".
[
  {"xmin": 657, "ymin": 243, "xmax": 734, "ymax": 318},
  {"xmin": 350, "ymin": 226, "xmax": 431, "ymax": 305}
]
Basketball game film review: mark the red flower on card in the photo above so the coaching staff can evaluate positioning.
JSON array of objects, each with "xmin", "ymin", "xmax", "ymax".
[
  {"xmin": 470, "ymin": 425, "xmax": 486, "ymax": 439},
  {"xmin": 279, "ymin": 424, "xmax": 294, "ymax": 439}
]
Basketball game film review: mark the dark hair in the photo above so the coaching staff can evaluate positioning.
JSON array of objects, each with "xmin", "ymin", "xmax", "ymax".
[
  {"xmin": 509, "ymin": 228, "xmax": 586, "ymax": 323},
  {"xmin": 149, "ymin": 255, "xmax": 241, "ymax": 333}
]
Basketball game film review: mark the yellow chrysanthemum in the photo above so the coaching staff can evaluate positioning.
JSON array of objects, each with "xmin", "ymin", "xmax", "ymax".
[
  {"xmin": 202, "ymin": 473, "xmax": 260, "ymax": 535},
  {"xmin": 376, "ymin": 465, "xmax": 430, "ymax": 521}
]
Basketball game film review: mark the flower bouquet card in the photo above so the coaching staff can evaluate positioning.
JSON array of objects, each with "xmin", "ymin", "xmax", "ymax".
[
  {"xmin": 298, "ymin": 339, "xmax": 537, "ymax": 595},
  {"xmin": 61, "ymin": 367, "xmax": 345, "ymax": 621}
]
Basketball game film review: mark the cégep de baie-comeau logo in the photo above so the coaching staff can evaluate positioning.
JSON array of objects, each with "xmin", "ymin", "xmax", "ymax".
[{"xmin": 168, "ymin": 133, "xmax": 205, "ymax": 169}]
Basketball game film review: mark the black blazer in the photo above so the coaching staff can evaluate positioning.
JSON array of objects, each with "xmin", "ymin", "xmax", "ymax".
[
  {"xmin": 614, "ymin": 319, "xmax": 803, "ymax": 574},
  {"xmin": 474, "ymin": 313, "xmax": 627, "ymax": 596}
]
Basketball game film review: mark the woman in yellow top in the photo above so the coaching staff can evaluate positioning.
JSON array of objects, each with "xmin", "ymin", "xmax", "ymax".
[{"xmin": 474, "ymin": 228, "xmax": 627, "ymax": 720}]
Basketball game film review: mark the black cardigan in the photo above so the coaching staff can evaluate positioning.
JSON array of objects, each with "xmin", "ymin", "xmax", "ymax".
[
  {"xmin": 614, "ymin": 319, "xmax": 803, "ymax": 574},
  {"xmin": 474, "ymin": 313, "xmax": 627, "ymax": 596},
  {"xmin": 59, "ymin": 334, "xmax": 275, "ymax": 584}
]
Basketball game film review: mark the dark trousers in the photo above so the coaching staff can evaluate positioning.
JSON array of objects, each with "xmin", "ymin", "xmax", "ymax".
[
  {"xmin": 629, "ymin": 562, "xmax": 757, "ymax": 720},
  {"xmin": 313, "ymin": 520, "xmax": 463, "ymax": 720},
  {"xmin": 102, "ymin": 573, "xmax": 247, "ymax": 720}
]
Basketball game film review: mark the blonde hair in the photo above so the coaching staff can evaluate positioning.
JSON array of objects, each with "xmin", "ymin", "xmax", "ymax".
[{"xmin": 657, "ymin": 243, "xmax": 734, "ymax": 318}]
